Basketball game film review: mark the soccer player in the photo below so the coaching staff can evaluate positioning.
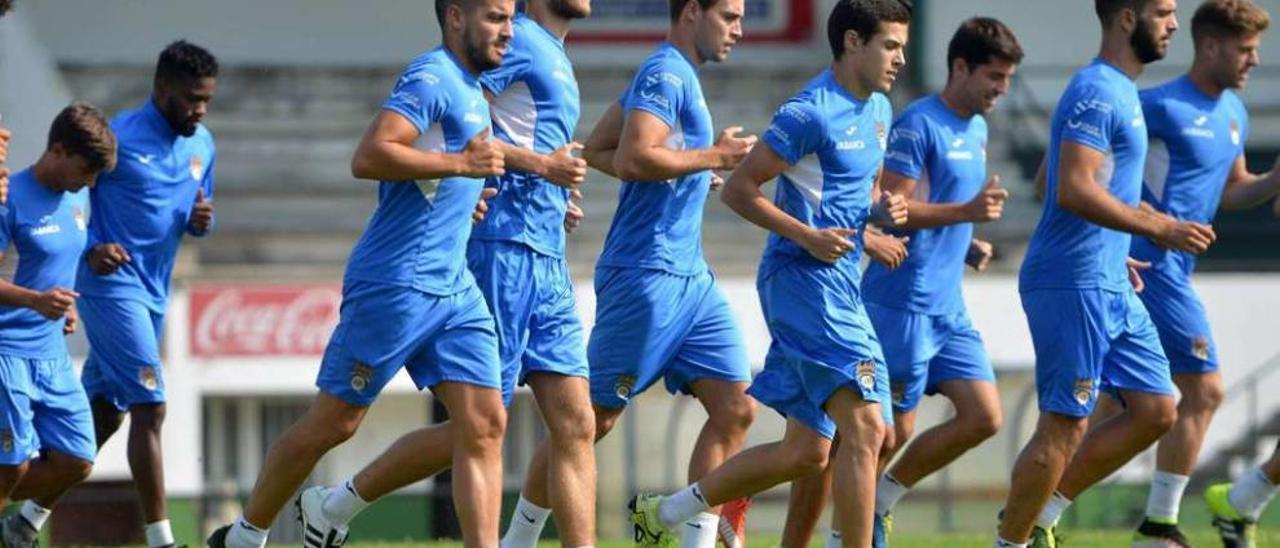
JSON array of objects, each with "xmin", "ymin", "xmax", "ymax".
[
  {"xmin": 996, "ymin": 1, "xmax": 1220, "ymax": 546},
  {"xmin": 0, "ymin": 103, "xmax": 114, "ymax": 548},
  {"xmin": 205, "ymin": 1, "xmax": 513, "ymax": 546},
  {"xmin": 1203, "ymin": 406, "xmax": 1280, "ymax": 547},
  {"xmin": 629, "ymin": 1, "xmax": 912, "ymax": 547},
  {"xmin": 509, "ymin": 1, "xmax": 759, "ymax": 547},
  {"xmin": 288, "ymin": 1, "xmax": 598, "ymax": 546},
  {"xmin": 73, "ymin": 40, "xmax": 217, "ymax": 548},
  {"xmin": 1120, "ymin": 1, "xmax": 1274, "ymax": 544}
]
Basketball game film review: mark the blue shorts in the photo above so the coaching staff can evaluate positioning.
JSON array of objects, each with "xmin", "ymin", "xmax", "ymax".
[
  {"xmin": 0, "ymin": 354, "xmax": 95, "ymax": 466},
  {"xmin": 748, "ymin": 262, "xmax": 891, "ymax": 440},
  {"xmin": 316, "ymin": 280, "xmax": 500, "ymax": 407},
  {"xmin": 865, "ymin": 303, "xmax": 994, "ymax": 413},
  {"xmin": 79, "ymin": 296, "xmax": 166, "ymax": 411},
  {"xmin": 1137, "ymin": 264, "xmax": 1217, "ymax": 374},
  {"xmin": 587, "ymin": 267, "xmax": 750, "ymax": 409},
  {"xmin": 467, "ymin": 241, "xmax": 588, "ymax": 406},
  {"xmin": 1021, "ymin": 288, "xmax": 1174, "ymax": 418}
]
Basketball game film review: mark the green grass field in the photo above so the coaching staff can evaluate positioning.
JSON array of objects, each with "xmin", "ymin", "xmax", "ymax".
[{"xmin": 335, "ymin": 528, "xmax": 1275, "ymax": 547}]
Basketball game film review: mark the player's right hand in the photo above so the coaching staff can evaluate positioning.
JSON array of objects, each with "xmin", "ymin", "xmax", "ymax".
[
  {"xmin": 965, "ymin": 175, "xmax": 1008, "ymax": 223},
  {"xmin": 564, "ymin": 189, "xmax": 584, "ymax": 233},
  {"xmin": 966, "ymin": 238, "xmax": 995, "ymax": 271},
  {"xmin": 472, "ymin": 187, "xmax": 499, "ymax": 225},
  {"xmin": 714, "ymin": 126, "xmax": 757, "ymax": 170},
  {"xmin": 1154, "ymin": 219, "xmax": 1216, "ymax": 255},
  {"xmin": 88, "ymin": 243, "xmax": 131, "ymax": 275},
  {"xmin": 30, "ymin": 287, "xmax": 77, "ymax": 320},
  {"xmin": 461, "ymin": 129, "xmax": 505, "ymax": 178},
  {"xmin": 1126, "ymin": 257, "xmax": 1152, "ymax": 293},
  {"xmin": 543, "ymin": 142, "xmax": 586, "ymax": 189},
  {"xmin": 802, "ymin": 227, "xmax": 857, "ymax": 264},
  {"xmin": 871, "ymin": 191, "xmax": 909, "ymax": 227},
  {"xmin": 865, "ymin": 231, "xmax": 909, "ymax": 269}
]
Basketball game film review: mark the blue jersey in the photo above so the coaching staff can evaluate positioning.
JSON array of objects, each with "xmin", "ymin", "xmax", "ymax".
[
  {"xmin": 863, "ymin": 95, "xmax": 988, "ymax": 315},
  {"xmin": 1020, "ymin": 59, "xmax": 1148, "ymax": 292},
  {"xmin": 343, "ymin": 47, "xmax": 491, "ymax": 296},
  {"xmin": 0, "ymin": 169, "xmax": 90, "ymax": 358},
  {"xmin": 76, "ymin": 101, "xmax": 215, "ymax": 313},
  {"xmin": 472, "ymin": 14, "xmax": 581, "ymax": 258},
  {"xmin": 596, "ymin": 42, "xmax": 714, "ymax": 276},
  {"xmin": 757, "ymin": 69, "xmax": 893, "ymax": 286},
  {"xmin": 1131, "ymin": 75, "xmax": 1248, "ymax": 275}
]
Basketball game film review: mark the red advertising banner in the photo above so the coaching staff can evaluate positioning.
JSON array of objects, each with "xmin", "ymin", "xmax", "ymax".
[
  {"xmin": 189, "ymin": 285, "xmax": 342, "ymax": 357},
  {"xmin": 569, "ymin": 0, "xmax": 814, "ymax": 44}
]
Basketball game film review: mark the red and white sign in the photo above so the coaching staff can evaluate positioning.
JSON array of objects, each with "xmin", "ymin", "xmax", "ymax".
[
  {"xmin": 189, "ymin": 285, "xmax": 342, "ymax": 357},
  {"xmin": 570, "ymin": 0, "xmax": 814, "ymax": 44}
]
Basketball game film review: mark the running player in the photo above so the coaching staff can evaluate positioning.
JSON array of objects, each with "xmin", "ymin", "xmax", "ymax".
[
  {"xmin": 630, "ymin": 1, "xmax": 912, "ymax": 547},
  {"xmin": 1122, "ymin": 1, "xmax": 1273, "ymax": 545},
  {"xmin": 75, "ymin": 40, "xmax": 217, "ymax": 548},
  {"xmin": 206, "ymin": 0, "xmax": 513, "ymax": 546},
  {"xmin": 996, "ymin": 1, "xmax": 1218, "ymax": 547},
  {"xmin": 0, "ymin": 103, "xmax": 114, "ymax": 548},
  {"xmin": 520, "ymin": 1, "xmax": 758, "ymax": 547},
  {"xmin": 289, "ymin": 1, "xmax": 599, "ymax": 546}
]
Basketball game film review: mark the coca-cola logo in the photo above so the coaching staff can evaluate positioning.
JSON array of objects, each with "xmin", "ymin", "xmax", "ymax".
[{"xmin": 190, "ymin": 286, "xmax": 342, "ymax": 357}]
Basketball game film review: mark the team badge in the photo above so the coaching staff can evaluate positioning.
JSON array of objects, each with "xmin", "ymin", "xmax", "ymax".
[
  {"xmin": 614, "ymin": 375, "xmax": 637, "ymax": 401},
  {"xmin": 139, "ymin": 366, "xmax": 159, "ymax": 391},
  {"xmin": 1074, "ymin": 378, "xmax": 1095, "ymax": 406},
  {"xmin": 1192, "ymin": 336, "xmax": 1211, "ymax": 361},
  {"xmin": 875, "ymin": 122, "xmax": 888, "ymax": 150},
  {"xmin": 190, "ymin": 155, "xmax": 205, "ymax": 181},
  {"xmin": 1230, "ymin": 119, "xmax": 1241, "ymax": 146},
  {"xmin": 856, "ymin": 361, "xmax": 877, "ymax": 390},
  {"xmin": 0, "ymin": 429, "xmax": 13, "ymax": 453},
  {"xmin": 890, "ymin": 382, "xmax": 906, "ymax": 407},
  {"xmin": 350, "ymin": 362, "xmax": 373, "ymax": 393},
  {"xmin": 73, "ymin": 206, "xmax": 86, "ymax": 231}
]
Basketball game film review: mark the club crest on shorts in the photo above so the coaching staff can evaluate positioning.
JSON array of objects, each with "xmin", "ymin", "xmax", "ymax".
[
  {"xmin": 0, "ymin": 428, "xmax": 12, "ymax": 453},
  {"xmin": 1192, "ymin": 336, "xmax": 1211, "ymax": 361},
  {"xmin": 1074, "ymin": 378, "xmax": 1095, "ymax": 406},
  {"xmin": 856, "ymin": 361, "xmax": 876, "ymax": 390},
  {"xmin": 614, "ymin": 375, "xmax": 636, "ymax": 401},
  {"xmin": 890, "ymin": 381, "xmax": 906, "ymax": 407},
  {"xmin": 350, "ymin": 362, "xmax": 373, "ymax": 393},
  {"xmin": 139, "ymin": 366, "xmax": 159, "ymax": 391}
]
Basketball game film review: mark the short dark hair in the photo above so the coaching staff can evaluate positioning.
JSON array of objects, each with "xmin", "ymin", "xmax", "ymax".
[
  {"xmin": 155, "ymin": 40, "xmax": 218, "ymax": 85},
  {"xmin": 1095, "ymin": 0, "xmax": 1151, "ymax": 24},
  {"xmin": 827, "ymin": 0, "xmax": 913, "ymax": 59},
  {"xmin": 669, "ymin": 0, "xmax": 719, "ymax": 22},
  {"xmin": 947, "ymin": 17, "xmax": 1024, "ymax": 78},
  {"xmin": 47, "ymin": 102, "xmax": 117, "ymax": 173},
  {"xmin": 1192, "ymin": 0, "xmax": 1271, "ymax": 44},
  {"xmin": 0, "ymin": 0, "xmax": 14, "ymax": 17}
]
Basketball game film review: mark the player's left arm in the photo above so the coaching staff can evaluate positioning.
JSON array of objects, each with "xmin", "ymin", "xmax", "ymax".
[
  {"xmin": 187, "ymin": 150, "xmax": 215, "ymax": 236},
  {"xmin": 583, "ymin": 101, "xmax": 624, "ymax": 178},
  {"xmin": 1218, "ymin": 153, "xmax": 1280, "ymax": 211}
]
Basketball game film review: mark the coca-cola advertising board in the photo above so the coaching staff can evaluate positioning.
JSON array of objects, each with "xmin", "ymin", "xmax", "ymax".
[{"xmin": 189, "ymin": 285, "xmax": 342, "ymax": 357}]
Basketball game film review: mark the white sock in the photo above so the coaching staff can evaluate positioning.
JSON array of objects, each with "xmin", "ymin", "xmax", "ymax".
[
  {"xmin": 1036, "ymin": 491, "xmax": 1072, "ymax": 528},
  {"xmin": 994, "ymin": 537, "xmax": 1027, "ymax": 548},
  {"xmin": 875, "ymin": 473, "xmax": 908, "ymax": 516},
  {"xmin": 824, "ymin": 530, "xmax": 843, "ymax": 548},
  {"xmin": 145, "ymin": 520, "xmax": 175, "ymax": 547},
  {"xmin": 226, "ymin": 518, "xmax": 269, "ymax": 548},
  {"xmin": 501, "ymin": 495, "xmax": 551, "ymax": 548},
  {"xmin": 658, "ymin": 483, "xmax": 712, "ymax": 529},
  {"xmin": 678, "ymin": 512, "xmax": 718, "ymax": 548},
  {"xmin": 1230, "ymin": 466, "xmax": 1279, "ymax": 521},
  {"xmin": 1144, "ymin": 470, "xmax": 1190, "ymax": 522},
  {"xmin": 18, "ymin": 501, "xmax": 51, "ymax": 531},
  {"xmin": 322, "ymin": 479, "xmax": 372, "ymax": 526}
]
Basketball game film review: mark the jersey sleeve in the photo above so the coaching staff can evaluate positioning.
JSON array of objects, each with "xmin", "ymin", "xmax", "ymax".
[
  {"xmin": 762, "ymin": 99, "xmax": 825, "ymax": 166},
  {"xmin": 624, "ymin": 63, "xmax": 686, "ymax": 129},
  {"xmin": 1060, "ymin": 83, "xmax": 1118, "ymax": 153},
  {"xmin": 382, "ymin": 68, "xmax": 451, "ymax": 135},
  {"xmin": 478, "ymin": 32, "xmax": 533, "ymax": 97},
  {"xmin": 0, "ymin": 200, "xmax": 12, "ymax": 252},
  {"xmin": 883, "ymin": 111, "xmax": 931, "ymax": 181}
]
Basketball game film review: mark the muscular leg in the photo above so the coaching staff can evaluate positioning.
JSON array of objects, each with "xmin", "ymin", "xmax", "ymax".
[
  {"xmin": 887, "ymin": 381, "xmax": 1001, "ymax": 487},
  {"xmin": 996, "ymin": 413, "xmax": 1087, "ymax": 544}
]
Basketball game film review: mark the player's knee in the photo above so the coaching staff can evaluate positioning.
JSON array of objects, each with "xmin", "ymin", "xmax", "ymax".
[
  {"xmin": 1132, "ymin": 397, "xmax": 1178, "ymax": 437},
  {"xmin": 785, "ymin": 443, "xmax": 830, "ymax": 477},
  {"xmin": 128, "ymin": 404, "xmax": 166, "ymax": 432},
  {"xmin": 959, "ymin": 406, "xmax": 1002, "ymax": 443},
  {"xmin": 60, "ymin": 457, "xmax": 93, "ymax": 484},
  {"xmin": 459, "ymin": 403, "xmax": 507, "ymax": 451},
  {"xmin": 708, "ymin": 394, "xmax": 756, "ymax": 435},
  {"xmin": 547, "ymin": 404, "xmax": 595, "ymax": 448},
  {"xmin": 592, "ymin": 406, "xmax": 623, "ymax": 441},
  {"xmin": 1187, "ymin": 378, "xmax": 1224, "ymax": 414}
]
